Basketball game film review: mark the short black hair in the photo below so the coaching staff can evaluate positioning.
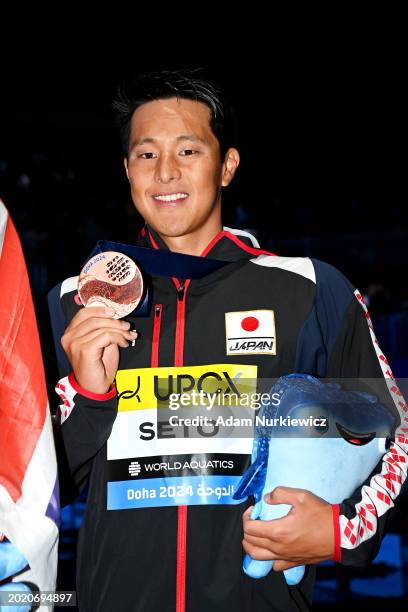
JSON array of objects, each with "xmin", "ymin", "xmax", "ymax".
[{"xmin": 111, "ymin": 68, "xmax": 238, "ymax": 159}]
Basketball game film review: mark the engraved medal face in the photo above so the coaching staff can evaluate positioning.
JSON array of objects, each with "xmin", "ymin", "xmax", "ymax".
[{"xmin": 78, "ymin": 251, "xmax": 144, "ymax": 319}]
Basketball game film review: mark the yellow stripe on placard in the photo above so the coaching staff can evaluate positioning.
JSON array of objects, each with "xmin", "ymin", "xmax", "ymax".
[{"xmin": 115, "ymin": 364, "xmax": 258, "ymax": 412}]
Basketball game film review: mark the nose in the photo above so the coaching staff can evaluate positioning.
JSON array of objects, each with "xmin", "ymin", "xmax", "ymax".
[{"xmin": 154, "ymin": 152, "xmax": 181, "ymax": 184}]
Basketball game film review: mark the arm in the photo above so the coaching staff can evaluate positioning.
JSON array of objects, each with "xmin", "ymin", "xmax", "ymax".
[
  {"xmin": 55, "ymin": 373, "xmax": 117, "ymax": 493},
  {"xmin": 242, "ymin": 258, "xmax": 407, "ymax": 573},
  {"xmin": 314, "ymin": 259, "xmax": 408, "ymax": 567},
  {"xmin": 53, "ymin": 284, "xmax": 137, "ymax": 501}
]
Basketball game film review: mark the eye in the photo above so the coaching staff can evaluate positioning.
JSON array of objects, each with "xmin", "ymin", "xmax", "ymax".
[
  {"xmin": 180, "ymin": 149, "xmax": 197, "ymax": 156},
  {"xmin": 139, "ymin": 152, "xmax": 157, "ymax": 159},
  {"xmin": 336, "ymin": 422, "xmax": 376, "ymax": 445}
]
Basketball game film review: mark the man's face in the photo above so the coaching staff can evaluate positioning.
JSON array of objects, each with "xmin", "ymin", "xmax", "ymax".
[{"xmin": 124, "ymin": 97, "xmax": 238, "ymax": 243}]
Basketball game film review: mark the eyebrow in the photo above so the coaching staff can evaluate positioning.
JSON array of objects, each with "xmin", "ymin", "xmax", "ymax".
[{"xmin": 132, "ymin": 134, "xmax": 207, "ymax": 147}]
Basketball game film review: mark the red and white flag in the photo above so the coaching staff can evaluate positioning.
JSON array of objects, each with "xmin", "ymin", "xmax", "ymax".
[{"xmin": 0, "ymin": 199, "xmax": 59, "ymax": 593}]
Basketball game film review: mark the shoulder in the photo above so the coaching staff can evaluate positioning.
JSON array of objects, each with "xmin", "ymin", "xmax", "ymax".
[
  {"xmin": 251, "ymin": 254, "xmax": 355, "ymax": 293},
  {"xmin": 310, "ymin": 259, "xmax": 355, "ymax": 292},
  {"xmin": 249, "ymin": 254, "xmax": 316, "ymax": 284},
  {"xmin": 309, "ymin": 259, "xmax": 357, "ymax": 314}
]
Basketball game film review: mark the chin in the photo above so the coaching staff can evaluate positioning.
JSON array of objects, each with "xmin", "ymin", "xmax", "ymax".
[{"xmin": 153, "ymin": 221, "xmax": 192, "ymax": 238}]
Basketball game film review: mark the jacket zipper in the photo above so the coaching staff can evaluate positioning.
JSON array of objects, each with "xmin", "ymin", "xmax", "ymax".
[
  {"xmin": 173, "ymin": 278, "xmax": 191, "ymax": 612},
  {"xmin": 176, "ymin": 504, "xmax": 187, "ymax": 612},
  {"xmin": 174, "ymin": 279, "xmax": 190, "ymax": 367},
  {"xmin": 149, "ymin": 294, "xmax": 187, "ymax": 611},
  {"xmin": 145, "ymin": 228, "xmax": 274, "ymax": 611},
  {"xmin": 151, "ymin": 304, "xmax": 162, "ymax": 368}
]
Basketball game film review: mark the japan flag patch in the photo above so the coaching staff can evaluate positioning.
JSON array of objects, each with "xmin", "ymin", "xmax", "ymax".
[{"xmin": 225, "ymin": 310, "xmax": 277, "ymax": 355}]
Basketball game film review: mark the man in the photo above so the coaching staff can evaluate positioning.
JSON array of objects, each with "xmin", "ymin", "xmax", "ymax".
[{"xmin": 55, "ymin": 69, "xmax": 407, "ymax": 611}]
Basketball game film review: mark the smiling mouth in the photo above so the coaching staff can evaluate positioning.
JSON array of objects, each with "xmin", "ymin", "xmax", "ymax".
[{"xmin": 152, "ymin": 192, "xmax": 189, "ymax": 205}]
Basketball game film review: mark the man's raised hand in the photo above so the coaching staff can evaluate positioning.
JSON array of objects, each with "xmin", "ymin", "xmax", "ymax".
[{"xmin": 61, "ymin": 306, "xmax": 137, "ymax": 394}]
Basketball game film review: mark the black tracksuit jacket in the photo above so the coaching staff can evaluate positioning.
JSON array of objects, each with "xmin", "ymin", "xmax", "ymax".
[{"xmin": 55, "ymin": 226, "xmax": 407, "ymax": 612}]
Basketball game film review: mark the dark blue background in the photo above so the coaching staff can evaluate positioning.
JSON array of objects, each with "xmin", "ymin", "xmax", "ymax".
[{"xmin": 1, "ymin": 23, "xmax": 407, "ymax": 608}]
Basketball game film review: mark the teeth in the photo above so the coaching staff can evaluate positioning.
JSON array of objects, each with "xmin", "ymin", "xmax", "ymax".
[{"xmin": 153, "ymin": 193, "xmax": 188, "ymax": 202}]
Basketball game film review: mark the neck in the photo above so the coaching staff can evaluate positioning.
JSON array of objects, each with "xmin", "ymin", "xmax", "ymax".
[
  {"xmin": 156, "ymin": 222, "xmax": 223, "ymax": 257},
  {"xmin": 160, "ymin": 234, "xmax": 218, "ymax": 257}
]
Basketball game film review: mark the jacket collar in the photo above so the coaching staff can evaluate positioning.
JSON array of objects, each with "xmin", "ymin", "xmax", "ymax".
[{"xmin": 138, "ymin": 224, "xmax": 269, "ymax": 263}]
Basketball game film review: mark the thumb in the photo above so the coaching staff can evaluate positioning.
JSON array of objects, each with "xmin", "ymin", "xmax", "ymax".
[{"xmin": 264, "ymin": 486, "xmax": 300, "ymax": 506}]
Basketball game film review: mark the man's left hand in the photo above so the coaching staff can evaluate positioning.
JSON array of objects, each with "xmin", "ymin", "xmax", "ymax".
[{"xmin": 242, "ymin": 486, "xmax": 335, "ymax": 572}]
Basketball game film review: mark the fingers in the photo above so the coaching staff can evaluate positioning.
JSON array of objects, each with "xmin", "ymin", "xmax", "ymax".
[
  {"xmin": 242, "ymin": 503, "xmax": 289, "ymax": 558},
  {"xmin": 74, "ymin": 317, "xmax": 131, "ymax": 339},
  {"xmin": 66, "ymin": 305, "xmax": 114, "ymax": 328},
  {"xmin": 242, "ymin": 529, "xmax": 286, "ymax": 559},
  {"xmin": 272, "ymin": 560, "xmax": 300, "ymax": 572},
  {"xmin": 264, "ymin": 486, "xmax": 306, "ymax": 506},
  {"xmin": 273, "ymin": 556, "xmax": 328, "ymax": 571},
  {"xmin": 69, "ymin": 329, "xmax": 137, "ymax": 356},
  {"xmin": 264, "ymin": 486, "xmax": 325, "ymax": 508},
  {"xmin": 243, "ymin": 513, "xmax": 286, "ymax": 541},
  {"xmin": 63, "ymin": 307, "xmax": 131, "ymax": 339},
  {"xmin": 61, "ymin": 305, "xmax": 138, "ymax": 357},
  {"xmin": 243, "ymin": 533, "xmax": 274, "ymax": 550},
  {"xmin": 241, "ymin": 488, "xmax": 334, "ymax": 569},
  {"xmin": 242, "ymin": 538, "xmax": 278, "ymax": 561},
  {"xmin": 60, "ymin": 303, "xmax": 140, "ymax": 394},
  {"xmin": 243, "ymin": 536, "xmax": 314, "ymax": 565}
]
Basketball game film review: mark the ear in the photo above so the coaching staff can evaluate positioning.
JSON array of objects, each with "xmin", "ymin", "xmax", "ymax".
[
  {"xmin": 221, "ymin": 148, "xmax": 240, "ymax": 187},
  {"xmin": 124, "ymin": 157, "xmax": 129, "ymax": 180}
]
